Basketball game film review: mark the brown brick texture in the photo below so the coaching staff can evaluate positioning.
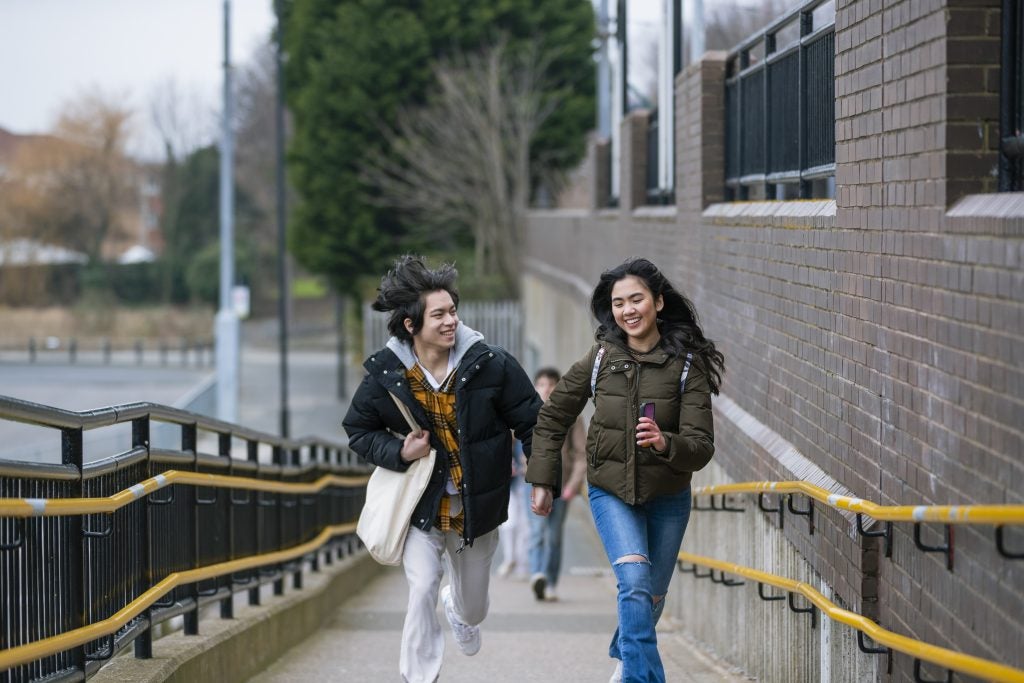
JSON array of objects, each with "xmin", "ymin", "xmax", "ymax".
[{"xmin": 528, "ymin": 0, "xmax": 1024, "ymax": 678}]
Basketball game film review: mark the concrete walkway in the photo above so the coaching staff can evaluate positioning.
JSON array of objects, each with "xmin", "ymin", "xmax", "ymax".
[
  {"xmin": 235, "ymin": 326, "xmax": 746, "ymax": 682},
  {"xmin": 248, "ymin": 500, "xmax": 746, "ymax": 682}
]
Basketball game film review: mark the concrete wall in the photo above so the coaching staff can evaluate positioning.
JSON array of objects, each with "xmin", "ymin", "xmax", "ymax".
[{"xmin": 522, "ymin": 0, "xmax": 1023, "ymax": 679}]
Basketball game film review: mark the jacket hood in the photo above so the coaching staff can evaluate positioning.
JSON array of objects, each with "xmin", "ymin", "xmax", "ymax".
[{"xmin": 385, "ymin": 322, "xmax": 485, "ymax": 370}]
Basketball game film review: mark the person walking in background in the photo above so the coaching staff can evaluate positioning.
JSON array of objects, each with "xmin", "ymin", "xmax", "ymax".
[
  {"xmin": 527, "ymin": 367, "xmax": 586, "ymax": 602},
  {"xmin": 343, "ymin": 255, "xmax": 541, "ymax": 683},
  {"xmin": 497, "ymin": 438, "xmax": 531, "ymax": 579},
  {"xmin": 526, "ymin": 258, "xmax": 724, "ymax": 683}
]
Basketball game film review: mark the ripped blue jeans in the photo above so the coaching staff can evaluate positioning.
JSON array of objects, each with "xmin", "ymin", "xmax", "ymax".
[{"xmin": 588, "ymin": 484, "xmax": 692, "ymax": 683}]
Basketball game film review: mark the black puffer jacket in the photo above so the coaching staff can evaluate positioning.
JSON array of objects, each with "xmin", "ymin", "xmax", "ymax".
[{"xmin": 343, "ymin": 336, "xmax": 541, "ymax": 546}]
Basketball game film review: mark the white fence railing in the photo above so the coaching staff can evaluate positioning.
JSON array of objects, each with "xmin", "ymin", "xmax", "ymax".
[{"xmin": 362, "ymin": 300, "xmax": 523, "ymax": 362}]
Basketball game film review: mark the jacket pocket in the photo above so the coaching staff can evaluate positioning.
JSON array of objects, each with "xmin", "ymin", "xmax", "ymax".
[{"xmin": 589, "ymin": 429, "xmax": 602, "ymax": 468}]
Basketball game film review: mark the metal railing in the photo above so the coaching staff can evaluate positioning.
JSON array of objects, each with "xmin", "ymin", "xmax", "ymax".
[
  {"xmin": 0, "ymin": 337, "xmax": 213, "ymax": 367},
  {"xmin": 684, "ymin": 478, "xmax": 1024, "ymax": 681},
  {"xmin": 644, "ymin": 109, "xmax": 673, "ymax": 206},
  {"xmin": 725, "ymin": 0, "xmax": 836, "ymax": 200},
  {"xmin": 676, "ymin": 552, "xmax": 1024, "ymax": 682},
  {"xmin": 0, "ymin": 395, "xmax": 370, "ymax": 681},
  {"xmin": 692, "ymin": 480, "xmax": 1024, "ymax": 571},
  {"xmin": 999, "ymin": 0, "xmax": 1024, "ymax": 191}
]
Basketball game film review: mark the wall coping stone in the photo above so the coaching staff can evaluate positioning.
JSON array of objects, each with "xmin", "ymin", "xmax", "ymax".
[
  {"xmin": 945, "ymin": 192, "xmax": 1024, "ymax": 236},
  {"xmin": 633, "ymin": 206, "xmax": 678, "ymax": 219},
  {"xmin": 703, "ymin": 200, "xmax": 836, "ymax": 228}
]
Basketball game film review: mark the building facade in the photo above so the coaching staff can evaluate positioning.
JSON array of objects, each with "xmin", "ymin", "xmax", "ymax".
[{"xmin": 522, "ymin": 0, "xmax": 1022, "ymax": 680}]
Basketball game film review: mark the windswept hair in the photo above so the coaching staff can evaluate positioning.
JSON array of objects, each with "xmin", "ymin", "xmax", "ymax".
[
  {"xmin": 590, "ymin": 258, "xmax": 725, "ymax": 394},
  {"xmin": 372, "ymin": 255, "xmax": 460, "ymax": 343}
]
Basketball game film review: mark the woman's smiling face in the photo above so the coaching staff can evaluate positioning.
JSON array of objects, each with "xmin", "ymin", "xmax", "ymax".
[{"xmin": 611, "ymin": 275, "xmax": 663, "ymax": 351}]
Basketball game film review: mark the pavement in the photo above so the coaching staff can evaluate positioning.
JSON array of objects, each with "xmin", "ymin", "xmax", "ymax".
[
  {"xmin": 243, "ymin": 338, "xmax": 746, "ymax": 682},
  {"xmin": 247, "ymin": 496, "xmax": 746, "ymax": 682}
]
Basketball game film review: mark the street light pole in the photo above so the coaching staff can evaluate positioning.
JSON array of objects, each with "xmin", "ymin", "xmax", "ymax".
[
  {"xmin": 215, "ymin": 0, "xmax": 240, "ymax": 423},
  {"xmin": 275, "ymin": 0, "xmax": 291, "ymax": 437}
]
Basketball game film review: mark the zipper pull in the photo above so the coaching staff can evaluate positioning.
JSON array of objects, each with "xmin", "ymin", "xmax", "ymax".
[{"xmin": 456, "ymin": 538, "xmax": 467, "ymax": 554}]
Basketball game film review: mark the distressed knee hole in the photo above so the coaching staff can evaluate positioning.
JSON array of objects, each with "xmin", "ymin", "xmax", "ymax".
[{"xmin": 613, "ymin": 553, "xmax": 649, "ymax": 565}]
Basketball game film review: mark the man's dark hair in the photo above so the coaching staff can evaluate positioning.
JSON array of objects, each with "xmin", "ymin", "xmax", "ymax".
[
  {"xmin": 372, "ymin": 255, "xmax": 460, "ymax": 343},
  {"xmin": 534, "ymin": 367, "xmax": 561, "ymax": 383}
]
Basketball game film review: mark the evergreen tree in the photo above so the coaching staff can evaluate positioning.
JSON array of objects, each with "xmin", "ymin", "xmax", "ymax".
[{"xmin": 281, "ymin": 0, "xmax": 595, "ymax": 292}]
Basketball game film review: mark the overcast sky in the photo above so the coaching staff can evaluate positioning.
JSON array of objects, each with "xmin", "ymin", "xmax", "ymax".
[{"xmin": 0, "ymin": 0, "xmax": 275, "ymax": 154}]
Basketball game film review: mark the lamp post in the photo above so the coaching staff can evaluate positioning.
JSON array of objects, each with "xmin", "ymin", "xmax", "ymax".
[
  {"xmin": 275, "ymin": 0, "xmax": 291, "ymax": 437},
  {"xmin": 215, "ymin": 0, "xmax": 240, "ymax": 423}
]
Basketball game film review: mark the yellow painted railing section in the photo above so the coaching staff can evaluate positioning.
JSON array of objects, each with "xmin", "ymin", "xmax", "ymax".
[
  {"xmin": 692, "ymin": 481, "xmax": 1024, "ymax": 525},
  {"xmin": 0, "ymin": 470, "xmax": 371, "ymax": 518},
  {"xmin": 678, "ymin": 551, "xmax": 1024, "ymax": 683},
  {"xmin": 0, "ymin": 522, "xmax": 357, "ymax": 671}
]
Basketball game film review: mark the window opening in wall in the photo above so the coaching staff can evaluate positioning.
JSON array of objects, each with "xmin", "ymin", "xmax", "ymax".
[
  {"xmin": 626, "ymin": 0, "xmax": 676, "ymax": 206},
  {"xmin": 723, "ymin": 0, "xmax": 835, "ymax": 201},
  {"xmin": 999, "ymin": 0, "xmax": 1024, "ymax": 191}
]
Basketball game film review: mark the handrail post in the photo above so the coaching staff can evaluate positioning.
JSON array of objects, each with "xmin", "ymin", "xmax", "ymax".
[
  {"xmin": 291, "ymin": 446, "xmax": 304, "ymax": 591},
  {"xmin": 310, "ymin": 444, "xmax": 323, "ymax": 572},
  {"xmin": 183, "ymin": 422, "xmax": 200, "ymax": 635},
  {"xmin": 248, "ymin": 440, "xmax": 261, "ymax": 606},
  {"xmin": 133, "ymin": 416, "xmax": 154, "ymax": 659},
  {"xmin": 62, "ymin": 426, "xmax": 87, "ymax": 673},
  {"xmin": 220, "ymin": 432, "xmax": 235, "ymax": 619},
  {"xmin": 273, "ymin": 445, "xmax": 286, "ymax": 596}
]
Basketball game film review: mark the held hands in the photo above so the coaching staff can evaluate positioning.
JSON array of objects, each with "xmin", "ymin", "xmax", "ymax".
[
  {"xmin": 400, "ymin": 430, "xmax": 432, "ymax": 462},
  {"xmin": 531, "ymin": 485, "xmax": 553, "ymax": 517},
  {"xmin": 636, "ymin": 417, "xmax": 666, "ymax": 453}
]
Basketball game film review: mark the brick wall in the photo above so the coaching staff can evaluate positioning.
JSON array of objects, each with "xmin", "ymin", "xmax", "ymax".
[{"xmin": 523, "ymin": 0, "xmax": 1023, "ymax": 678}]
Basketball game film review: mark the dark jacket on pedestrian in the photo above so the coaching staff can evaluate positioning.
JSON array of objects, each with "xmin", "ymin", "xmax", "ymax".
[
  {"xmin": 527, "ymin": 340, "xmax": 714, "ymax": 504},
  {"xmin": 343, "ymin": 324, "xmax": 541, "ymax": 545}
]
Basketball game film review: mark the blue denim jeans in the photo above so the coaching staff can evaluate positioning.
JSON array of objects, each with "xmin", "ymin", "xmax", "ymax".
[
  {"xmin": 588, "ymin": 484, "xmax": 692, "ymax": 683},
  {"xmin": 528, "ymin": 493, "xmax": 569, "ymax": 586}
]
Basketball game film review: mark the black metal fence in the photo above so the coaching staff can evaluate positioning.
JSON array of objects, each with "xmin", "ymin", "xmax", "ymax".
[
  {"xmin": 725, "ymin": 0, "xmax": 836, "ymax": 200},
  {"xmin": 0, "ymin": 396, "xmax": 368, "ymax": 682},
  {"xmin": 1000, "ymin": 0, "xmax": 1024, "ymax": 191},
  {"xmin": 1, "ymin": 338, "xmax": 213, "ymax": 367}
]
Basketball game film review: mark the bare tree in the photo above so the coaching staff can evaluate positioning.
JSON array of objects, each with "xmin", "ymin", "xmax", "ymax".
[
  {"xmin": 705, "ymin": 0, "xmax": 795, "ymax": 52},
  {"xmin": 362, "ymin": 41, "xmax": 559, "ymax": 297},
  {"xmin": 7, "ymin": 92, "xmax": 137, "ymax": 263},
  {"xmin": 149, "ymin": 76, "xmax": 213, "ymax": 164}
]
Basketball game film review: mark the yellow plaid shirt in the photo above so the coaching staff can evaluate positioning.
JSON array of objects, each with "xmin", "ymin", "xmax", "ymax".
[{"xmin": 406, "ymin": 364, "xmax": 464, "ymax": 535}]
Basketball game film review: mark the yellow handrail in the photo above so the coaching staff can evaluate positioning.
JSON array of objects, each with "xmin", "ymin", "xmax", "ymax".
[
  {"xmin": 677, "ymin": 551, "xmax": 1024, "ymax": 682},
  {"xmin": 0, "ymin": 522, "xmax": 358, "ymax": 671},
  {"xmin": 692, "ymin": 481, "xmax": 1024, "ymax": 525},
  {"xmin": 0, "ymin": 470, "xmax": 371, "ymax": 518}
]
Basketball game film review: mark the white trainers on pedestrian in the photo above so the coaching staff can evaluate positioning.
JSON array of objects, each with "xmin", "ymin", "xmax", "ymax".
[
  {"xmin": 544, "ymin": 584, "xmax": 559, "ymax": 601},
  {"xmin": 530, "ymin": 572, "xmax": 546, "ymax": 601},
  {"xmin": 609, "ymin": 659, "xmax": 623, "ymax": 682},
  {"xmin": 441, "ymin": 585, "xmax": 481, "ymax": 656}
]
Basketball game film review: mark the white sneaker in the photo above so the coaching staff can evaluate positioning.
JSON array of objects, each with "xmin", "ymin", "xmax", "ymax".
[
  {"xmin": 530, "ymin": 572, "xmax": 547, "ymax": 601},
  {"xmin": 544, "ymin": 585, "xmax": 559, "ymax": 601},
  {"xmin": 441, "ymin": 585, "xmax": 481, "ymax": 656},
  {"xmin": 609, "ymin": 660, "xmax": 623, "ymax": 682}
]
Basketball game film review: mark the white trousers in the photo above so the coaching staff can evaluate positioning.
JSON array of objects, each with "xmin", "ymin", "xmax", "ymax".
[{"xmin": 400, "ymin": 525, "xmax": 499, "ymax": 683}]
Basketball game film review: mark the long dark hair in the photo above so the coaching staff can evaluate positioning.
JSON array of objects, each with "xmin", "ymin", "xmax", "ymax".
[
  {"xmin": 372, "ymin": 254, "xmax": 460, "ymax": 343},
  {"xmin": 590, "ymin": 258, "xmax": 725, "ymax": 394}
]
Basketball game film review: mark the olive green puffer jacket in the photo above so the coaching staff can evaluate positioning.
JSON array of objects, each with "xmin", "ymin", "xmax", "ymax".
[{"xmin": 526, "ymin": 341, "xmax": 714, "ymax": 504}]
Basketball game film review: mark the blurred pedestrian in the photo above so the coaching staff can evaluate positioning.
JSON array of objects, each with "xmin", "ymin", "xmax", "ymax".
[
  {"xmin": 497, "ymin": 438, "xmax": 530, "ymax": 579},
  {"xmin": 527, "ymin": 367, "xmax": 586, "ymax": 601},
  {"xmin": 526, "ymin": 257, "xmax": 724, "ymax": 683}
]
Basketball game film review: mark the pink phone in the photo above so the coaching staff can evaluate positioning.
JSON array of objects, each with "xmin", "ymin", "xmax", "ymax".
[{"xmin": 640, "ymin": 402, "xmax": 656, "ymax": 420}]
